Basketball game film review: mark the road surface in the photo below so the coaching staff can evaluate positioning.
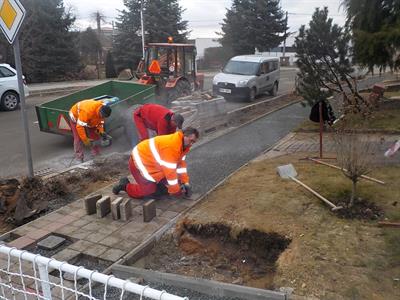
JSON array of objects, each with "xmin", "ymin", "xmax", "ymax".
[{"xmin": 0, "ymin": 69, "xmax": 386, "ymax": 178}]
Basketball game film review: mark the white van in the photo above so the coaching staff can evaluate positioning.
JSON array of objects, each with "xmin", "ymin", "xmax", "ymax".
[{"xmin": 212, "ymin": 55, "xmax": 280, "ymax": 102}]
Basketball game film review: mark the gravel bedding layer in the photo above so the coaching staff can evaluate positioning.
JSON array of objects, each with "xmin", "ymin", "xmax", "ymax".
[{"xmin": 85, "ymin": 280, "xmax": 247, "ymax": 300}]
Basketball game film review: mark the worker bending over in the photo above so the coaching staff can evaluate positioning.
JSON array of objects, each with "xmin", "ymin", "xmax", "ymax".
[
  {"xmin": 113, "ymin": 127, "xmax": 199, "ymax": 198},
  {"xmin": 133, "ymin": 103, "xmax": 184, "ymax": 142},
  {"xmin": 69, "ymin": 99, "xmax": 112, "ymax": 162}
]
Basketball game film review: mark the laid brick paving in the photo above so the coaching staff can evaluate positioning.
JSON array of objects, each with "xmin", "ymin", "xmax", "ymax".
[{"xmin": 1, "ymin": 180, "xmax": 197, "ymax": 273}]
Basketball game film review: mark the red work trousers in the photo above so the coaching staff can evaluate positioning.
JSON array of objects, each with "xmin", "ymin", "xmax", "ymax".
[
  {"xmin": 69, "ymin": 120, "xmax": 101, "ymax": 161},
  {"xmin": 126, "ymin": 157, "xmax": 157, "ymax": 198}
]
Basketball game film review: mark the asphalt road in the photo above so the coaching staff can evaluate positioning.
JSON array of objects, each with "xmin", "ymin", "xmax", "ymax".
[{"xmin": 0, "ymin": 69, "xmax": 387, "ymax": 179}]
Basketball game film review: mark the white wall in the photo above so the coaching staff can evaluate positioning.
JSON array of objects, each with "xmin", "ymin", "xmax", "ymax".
[{"xmin": 195, "ymin": 38, "xmax": 221, "ymax": 59}]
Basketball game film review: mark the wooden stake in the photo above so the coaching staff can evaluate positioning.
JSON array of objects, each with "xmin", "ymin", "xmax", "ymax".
[
  {"xmin": 378, "ymin": 221, "xmax": 400, "ymax": 228},
  {"xmin": 309, "ymin": 157, "xmax": 385, "ymax": 185},
  {"xmin": 289, "ymin": 176, "xmax": 342, "ymax": 211}
]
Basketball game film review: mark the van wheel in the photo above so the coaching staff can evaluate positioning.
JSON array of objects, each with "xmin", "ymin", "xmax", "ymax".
[
  {"xmin": 248, "ymin": 87, "xmax": 256, "ymax": 102},
  {"xmin": 270, "ymin": 82, "xmax": 278, "ymax": 97},
  {"xmin": 0, "ymin": 91, "xmax": 19, "ymax": 111}
]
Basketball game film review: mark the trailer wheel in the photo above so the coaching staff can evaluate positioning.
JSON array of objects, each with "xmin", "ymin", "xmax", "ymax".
[{"xmin": 0, "ymin": 91, "xmax": 19, "ymax": 111}]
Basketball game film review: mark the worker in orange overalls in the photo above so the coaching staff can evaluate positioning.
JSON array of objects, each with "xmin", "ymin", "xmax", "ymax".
[
  {"xmin": 133, "ymin": 103, "xmax": 184, "ymax": 143},
  {"xmin": 69, "ymin": 99, "xmax": 112, "ymax": 162},
  {"xmin": 112, "ymin": 127, "xmax": 199, "ymax": 198}
]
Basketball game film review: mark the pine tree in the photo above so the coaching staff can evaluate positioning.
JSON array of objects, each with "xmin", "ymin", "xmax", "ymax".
[
  {"xmin": 17, "ymin": 0, "xmax": 81, "ymax": 82},
  {"xmin": 342, "ymin": 0, "xmax": 400, "ymax": 72},
  {"xmin": 295, "ymin": 7, "xmax": 355, "ymax": 107},
  {"xmin": 219, "ymin": 0, "xmax": 287, "ymax": 55},
  {"xmin": 113, "ymin": 0, "xmax": 188, "ymax": 71},
  {"xmin": 105, "ymin": 51, "xmax": 117, "ymax": 78}
]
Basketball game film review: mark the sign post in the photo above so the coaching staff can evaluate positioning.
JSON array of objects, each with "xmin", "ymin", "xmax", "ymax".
[{"xmin": 0, "ymin": 0, "xmax": 33, "ymax": 177}]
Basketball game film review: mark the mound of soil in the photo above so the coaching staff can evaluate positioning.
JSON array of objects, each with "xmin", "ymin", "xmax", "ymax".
[
  {"xmin": 335, "ymin": 198, "xmax": 384, "ymax": 220},
  {"xmin": 135, "ymin": 221, "xmax": 290, "ymax": 289}
]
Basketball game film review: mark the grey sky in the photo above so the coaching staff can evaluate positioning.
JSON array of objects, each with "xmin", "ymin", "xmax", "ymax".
[{"xmin": 64, "ymin": 0, "xmax": 346, "ymax": 44}]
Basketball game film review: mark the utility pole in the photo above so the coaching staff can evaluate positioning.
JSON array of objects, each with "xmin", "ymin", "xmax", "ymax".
[
  {"xmin": 140, "ymin": 0, "xmax": 145, "ymax": 58},
  {"xmin": 283, "ymin": 11, "xmax": 288, "ymax": 57}
]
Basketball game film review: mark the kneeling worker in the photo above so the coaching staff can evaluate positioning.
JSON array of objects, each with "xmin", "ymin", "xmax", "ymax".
[
  {"xmin": 113, "ymin": 127, "xmax": 199, "ymax": 198},
  {"xmin": 133, "ymin": 103, "xmax": 184, "ymax": 142},
  {"xmin": 69, "ymin": 99, "xmax": 112, "ymax": 162}
]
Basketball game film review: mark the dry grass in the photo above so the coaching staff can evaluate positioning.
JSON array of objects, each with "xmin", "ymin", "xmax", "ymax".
[
  {"xmin": 185, "ymin": 153, "xmax": 400, "ymax": 299},
  {"xmin": 295, "ymin": 105, "xmax": 400, "ymax": 132}
]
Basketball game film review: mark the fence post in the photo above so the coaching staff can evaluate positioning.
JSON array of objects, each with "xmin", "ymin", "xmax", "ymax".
[{"xmin": 37, "ymin": 262, "xmax": 52, "ymax": 300}]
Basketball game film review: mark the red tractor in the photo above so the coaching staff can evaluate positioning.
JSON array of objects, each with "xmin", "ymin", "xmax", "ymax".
[{"xmin": 137, "ymin": 39, "xmax": 204, "ymax": 106}]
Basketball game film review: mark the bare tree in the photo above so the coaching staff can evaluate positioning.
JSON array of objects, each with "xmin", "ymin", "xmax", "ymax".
[
  {"xmin": 91, "ymin": 11, "xmax": 106, "ymax": 78},
  {"xmin": 334, "ymin": 111, "xmax": 376, "ymax": 207}
]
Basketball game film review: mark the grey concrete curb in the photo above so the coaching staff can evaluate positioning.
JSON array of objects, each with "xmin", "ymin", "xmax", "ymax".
[{"xmin": 112, "ymin": 265, "xmax": 287, "ymax": 300}]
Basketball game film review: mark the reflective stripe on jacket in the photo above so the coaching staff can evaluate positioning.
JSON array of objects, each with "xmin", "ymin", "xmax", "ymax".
[
  {"xmin": 69, "ymin": 100, "xmax": 105, "ymax": 143},
  {"xmin": 132, "ymin": 131, "xmax": 190, "ymax": 194}
]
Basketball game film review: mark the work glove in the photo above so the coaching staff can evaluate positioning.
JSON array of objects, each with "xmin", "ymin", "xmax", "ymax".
[
  {"xmin": 181, "ymin": 183, "xmax": 192, "ymax": 198},
  {"xmin": 83, "ymin": 139, "xmax": 92, "ymax": 147}
]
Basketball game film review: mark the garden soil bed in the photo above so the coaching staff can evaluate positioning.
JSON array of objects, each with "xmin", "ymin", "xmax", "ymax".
[{"xmin": 130, "ymin": 152, "xmax": 400, "ymax": 299}]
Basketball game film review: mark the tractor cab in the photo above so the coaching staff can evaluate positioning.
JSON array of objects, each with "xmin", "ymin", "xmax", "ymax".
[{"xmin": 137, "ymin": 39, "xmax": 204, "ymax": 105}]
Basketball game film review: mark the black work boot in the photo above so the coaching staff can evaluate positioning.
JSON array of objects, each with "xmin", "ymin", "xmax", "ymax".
[{"xmin": 112, "ymin": 177, "xmax": 130, "ymax": 195}]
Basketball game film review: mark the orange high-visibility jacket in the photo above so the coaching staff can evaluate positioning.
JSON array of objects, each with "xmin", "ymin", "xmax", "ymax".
[
  {"xmin": 69, "ymin": 100, "xmax": 105, "ymax": 143},
  {"xmin": 132, "ymin": 131, "xmax": 190, "ymax": 194}
]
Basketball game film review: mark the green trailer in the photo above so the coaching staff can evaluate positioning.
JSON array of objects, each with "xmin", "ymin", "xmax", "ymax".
[{"xmin": 35, "ymin": 81, "xmax": 156, "ymax": 136}]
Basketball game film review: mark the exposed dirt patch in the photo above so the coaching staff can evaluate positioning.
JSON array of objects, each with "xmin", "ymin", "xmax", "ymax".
[
  {"xmin": 334, "ymin": 196, "xmax": 384, "ymax": 220},
  {"xmin": 0, "ymin": 153, "xmax": 130, "ymax": 233},
  {"xmin": 134, "ymin": 221, "xmax": 290, "ymax": 289}
]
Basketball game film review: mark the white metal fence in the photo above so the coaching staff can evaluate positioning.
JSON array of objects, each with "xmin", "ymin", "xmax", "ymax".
[{"xmin": 0, "ymin": 245, "xmax": 188, "ymax": 300}]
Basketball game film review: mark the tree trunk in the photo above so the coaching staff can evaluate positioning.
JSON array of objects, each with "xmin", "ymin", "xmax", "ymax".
[{"xmin": 349, "ymin": 179, "xmax": 357, "ymax": 207}]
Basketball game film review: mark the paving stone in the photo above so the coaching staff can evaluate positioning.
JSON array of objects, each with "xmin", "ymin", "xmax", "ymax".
[
  {"xmin": 111, "ymin": 197, "xmax": 123, "ymax": 220},
  {"xmin": 68, "ymin": 228, "xmax": 93, "ymax": 240},
  {"xmin": 26, "ymin": 229, "xmax": 50, "ymax": 240},
  {"xmin": 96, "ymin": 196, "xmax": 111, "ymax": 218},
  {"xmin": 70, "ymin": 209, "xmax": 87, "ymax": 218},
  {"xmin": 110, "ymin": 239, "xmax": 140, "ymax": 252},
  {"xmin": 54, "ymin": 225, "xmax": 79, "ymax": 236},
  {"xmin": 69, "ymin": 218, "xmax": 91, "ymax": 228},
  {"xmin": 41, "ymin": 212, "xmax": 64, "ymax": 222},
  {"xmin": 81, "ymin": 222, "xmax": 101, "ymax": 231},
  {"xmin": 44, "ymin": 222, "xmax": 65, "ymax": 232},
  {"xmin": 69, "ymin": 240, "xmax": 97, "ymax": 252},
  {"xmin": 84, "ymin": 244, "xmax": 109, "ymax": 257},
  {"xmin": 143, "ymin": 200, "xmax": 156, "ymax": 223},
  {"xmin": 120, "ymin": 198, "xmax": 132, "ymax": 222},
  {"xmin": 168, "ymin": 203, "xmax": 187, "ymax": 213},
  {"xmin": 84, "ymin": 232, "xmax": 109, "ymax": 243},
  {"xmin": 57, "ymin": 215, "xmax": 78, "ymax": 225},
  {"xmin": 98, "ymin": 248, "xmax": 125, "ymax": 262},
  {"xmin": 155, "ymin": 200, "xmax": 171, "ymax": 211},
  {"xmin": 160, "ymin": 210, "xmax": 179, "ymax": 219},
  {"xmin": 37, "ymin": 235, "xmax": 66, "ymax": 250},
  {"xmin": 84, "ymin": 194, "xmax": 102, "ymax": 215},
  {"xmin": 98, "ymin": 235, "xmax": 122, "ymax": 247},
  {"xmin": 29, "ymin": 219, "xmax": 51, "ymax": 229},
  {"xmin": 52, "ymin": 248, "xmax": 80, "ymax": 262},
  {"xmin": 12, "ymin": 226, "xmax": 34, "ymax": 236},
  {"xmin": 7, "ymin": 236, "xmax": 35, "ymax": 249}
]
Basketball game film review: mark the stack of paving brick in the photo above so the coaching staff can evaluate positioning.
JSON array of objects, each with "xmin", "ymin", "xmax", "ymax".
[{"xmin": 84, "ymin": 194, "xmax": 157, "ymax": 223}]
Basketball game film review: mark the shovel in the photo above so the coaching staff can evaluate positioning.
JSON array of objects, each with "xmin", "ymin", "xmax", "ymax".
[{"xmin": 277, "ymin": 164, "xmax": 342, "ymax": 211}]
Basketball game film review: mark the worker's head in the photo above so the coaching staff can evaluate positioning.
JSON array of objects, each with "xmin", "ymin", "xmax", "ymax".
[
  {"xmin": 100, "ymin": 105, "xmax": 112, "ymax": 118},
  {"xmin": 183, "ymin": 127, "xmax": 199, "ymax": 148},
  {"xmin": 171, "ymin": 113, "xmax": 184, "ymax": 129}
]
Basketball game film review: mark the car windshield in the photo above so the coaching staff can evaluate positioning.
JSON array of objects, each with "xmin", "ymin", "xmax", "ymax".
[{"xmin": 223, "ymin": 61, "xmax": 259, "ymax": 75}]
